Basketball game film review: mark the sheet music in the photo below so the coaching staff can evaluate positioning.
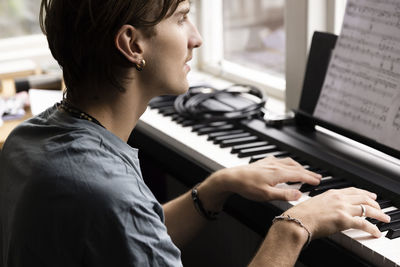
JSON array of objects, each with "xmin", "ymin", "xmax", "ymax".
[{"xmin": 314, "ymin": 0, "xmax": 400, "ymax": 151}]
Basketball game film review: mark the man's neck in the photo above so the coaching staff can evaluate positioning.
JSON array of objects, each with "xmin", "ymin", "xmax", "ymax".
[{"xmin": 72, "ymin": 86, "xmax": 151, "ymax": 142}]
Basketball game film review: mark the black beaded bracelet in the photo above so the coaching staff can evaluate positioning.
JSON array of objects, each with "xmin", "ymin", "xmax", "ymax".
[{"xmin": 191, "ymin": 183, "xmax": 219, "ymax": 220}]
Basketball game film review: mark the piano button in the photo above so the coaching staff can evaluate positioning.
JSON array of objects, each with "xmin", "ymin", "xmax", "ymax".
[
  {"xmin": 207, "ymin": 129, "xmax": 245, "ymax": 141},
  {"xmin": 377, "ymin": 198, "xmax": 393, "ymax": 209},
  {"xmin": 238, "ymin": 145, "xmax": 278, "ymax": 158},
  {"xmin": 213, "ymin": 132, "xmax": 252, "ymax": 144},
  {"xmin": 197, "ymin": 124, "xmax": 235, "ymax": 135},
  {"xmin": 377, "ymin": 218, "xmax": 400, "ymax": 232},
  {"xmin": 192, "ymin": 121, "xmax": 228, "ymax": 131},
  {"xmin": 231, "ymin": 141, "xmax": 270, "ymax": 153},
  {"xmin": 220, "ymin": 136, "xmax": 259, "ymax": 148},
  {"xmin": 308, "ymin": 181, "xmax": 353, "ymax": 197}
]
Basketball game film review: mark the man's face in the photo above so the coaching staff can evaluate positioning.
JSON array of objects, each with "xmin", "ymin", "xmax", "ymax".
[{"xmin": 141, "ymin": 0, "xmax": 202, "ymax": 96}]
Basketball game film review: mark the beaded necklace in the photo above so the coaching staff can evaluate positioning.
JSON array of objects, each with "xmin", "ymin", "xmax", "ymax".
[{"xmin": 58, "ymin": 100, "xmax": 105, "ymax": 128}]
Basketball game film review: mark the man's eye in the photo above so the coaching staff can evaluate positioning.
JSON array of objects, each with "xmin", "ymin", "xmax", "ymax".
[{"xmin": 178, "ymin": 15, "xmax": 188, "ymax": 24}]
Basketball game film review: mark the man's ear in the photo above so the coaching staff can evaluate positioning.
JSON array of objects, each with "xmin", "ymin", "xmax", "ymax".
[{"xmin": 115, "ymin": 24, "xmax": 144, "ymax": 65}]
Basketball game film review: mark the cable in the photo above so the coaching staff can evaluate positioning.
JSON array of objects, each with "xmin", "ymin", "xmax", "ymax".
[{"xmin": 174, "ymin": 84, "xmax": 267, "ymax": 123}]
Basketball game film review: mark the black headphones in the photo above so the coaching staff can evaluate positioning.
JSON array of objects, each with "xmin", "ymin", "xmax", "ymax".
[{"xmin": 174, "ymin": 84, "xmax": 267, "ymax": 122}]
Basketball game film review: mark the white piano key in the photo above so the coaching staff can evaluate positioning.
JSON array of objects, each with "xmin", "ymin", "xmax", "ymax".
[{"xmin": 138, "ymin": 108, "xmax": 251, "ymax": 170}]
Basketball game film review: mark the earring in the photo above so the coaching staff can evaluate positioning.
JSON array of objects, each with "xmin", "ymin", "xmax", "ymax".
[{"xmin": 135, "ymin": 59, "xmax": 146, "ymax": 71}]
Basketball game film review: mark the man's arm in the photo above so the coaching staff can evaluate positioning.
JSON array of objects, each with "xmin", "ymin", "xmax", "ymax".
[
  {"xmin": 162, "ymin": 157, "xmax": 391, "ymax": 266},
  {"xmin": 163, "ymin": 156, "xmax": 321, "ymax": 247}
]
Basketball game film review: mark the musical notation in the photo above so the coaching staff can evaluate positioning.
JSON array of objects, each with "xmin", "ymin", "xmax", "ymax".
[{"xmin": 314, "ymin": 0, "xmax": 400, "ymax": 151}]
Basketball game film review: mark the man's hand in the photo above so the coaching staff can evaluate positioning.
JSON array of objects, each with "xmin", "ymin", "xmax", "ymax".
[{"xmin": 214, "ymin": 156, "xmax": 321, "ymax": 202}]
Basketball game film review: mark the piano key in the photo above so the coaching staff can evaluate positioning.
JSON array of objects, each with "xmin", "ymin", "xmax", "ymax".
[
  {"xmin": 249, "ymin": 151, "xmax": 292, "ymax": 163},
  {"xmin": 238, "ymin": 145, "xmax": 278, "ymax": 158},
  {"xmin": 220, "ymin": 136, "xmax": 259, "ymax": 148},
  {"xmin": 368, "ymin": 207, "xmax": 399, "ymax": 225},
  {"xmin": 299, "ymin": 177, "xmax": 344, "ymax": 193},
  {"xmin": 170, "ymin": 114, "xmax": 180, "ymax": 120},
  {"xmin": 180, "ymin": 120, "xmax": 197, "ymax": 127},
  {"xmin": 377, "ymin": 198, "xmax": 393, "ymax": 209},
  {"xmin": 208, "ymin": 129, "xmax": 245, "ymax": 140},
  {"xmin": 213, "ymin": 132, "xmax": 252, "ymax": 144},
  {"xmin": 159, "ymin": 107, "xmax": 177, "ymax": 116},
  {"xmin": 386, "ymin": 227, "xmax": 400, "ymax": 239},
  {"xmin": 308, "ymin": 180, "xmax": 354, "ymax": 197},
  {"xmin": 377, "ymin": 218, "xmax": 400, "ymax": 232},
  {"xmin": 197, "ymin": 124, "xmax": 235, "ymax": 135},
  {"xmin": 192, "ymin": 121, "xmax": 228, "ymax": 131},
  {"xmin": 307, "ymin": 168, "xmax": 331, "ymax": 177},
  {"xmin": 157, "ymin": 106, "xmax": 174, "ymax": 113},
  {"xmin": 231, "ymin": 141, "xmax": 270, "ymax": 153}
]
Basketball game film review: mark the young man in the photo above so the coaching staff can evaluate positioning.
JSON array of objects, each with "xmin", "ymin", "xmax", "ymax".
[{"xmin": 0, "ymin": 0, "xmax": 390, "ymax": 266}]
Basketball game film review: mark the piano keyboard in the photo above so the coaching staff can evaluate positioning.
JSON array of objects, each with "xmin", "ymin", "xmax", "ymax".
[{"xmin": 136, "ymin": 97, "xmax": 400, "ymax": 267}]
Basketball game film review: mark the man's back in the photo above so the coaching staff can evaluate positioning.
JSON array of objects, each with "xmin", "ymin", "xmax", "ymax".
[{"xmin": 0, "ymin": 105, "xmax": 181, "ymax": 267}]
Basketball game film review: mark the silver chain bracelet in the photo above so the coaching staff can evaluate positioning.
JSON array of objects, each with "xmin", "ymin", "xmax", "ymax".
[{"xmin": 272, "ymin": 214, "xmax": 312, "ymax": 250}]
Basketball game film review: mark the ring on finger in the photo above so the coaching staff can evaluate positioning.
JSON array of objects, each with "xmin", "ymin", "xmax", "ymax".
[{"xmin": 360, "ymin": 204, "xmax": 366, "ymax": 217}]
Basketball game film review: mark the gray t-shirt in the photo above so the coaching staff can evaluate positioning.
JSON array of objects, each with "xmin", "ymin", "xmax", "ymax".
[{"xmin": 0, "ymin": 105, "xmax": 182, "ymax": 266}]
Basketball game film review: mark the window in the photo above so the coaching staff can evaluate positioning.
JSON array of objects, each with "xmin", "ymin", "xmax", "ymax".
[
  {"xmin": 0, "ymin": 0, "xmax": 42, "ymax": 39},
  {"xmin": 196, "ymin": 0, "xmax": 348, "ymax": 110},
  {"xmin": 223, "ymin": 0, "xmax": 285, "ymax": 77},
  {"xmin": 0, "ymin": 0, "xmax": 55, "ymax": 71}
]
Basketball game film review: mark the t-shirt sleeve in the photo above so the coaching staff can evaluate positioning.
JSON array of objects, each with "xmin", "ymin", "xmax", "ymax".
[{"xmin": 83, "ymin": 193, "xmax": 182, "ymax": 267}]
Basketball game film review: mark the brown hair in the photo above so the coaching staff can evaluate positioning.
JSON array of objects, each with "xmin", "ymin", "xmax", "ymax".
[{"xmin": 40, "ymin": 0, "xmax": 183, "ymax": 102}]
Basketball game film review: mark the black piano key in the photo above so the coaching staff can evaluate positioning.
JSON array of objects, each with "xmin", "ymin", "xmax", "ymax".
[
  {"xmin": 307, "ymin": 168, "xmax": 331, "ymax": 177},
  {"xmin": 170, "ymin": 114, "xmax": 180, "ymax": 120},
  {"xmin": 308, "ymin": 181, "xmax": 353, "ymax": 197},
  {"xmin": 231, "ymin": 141, "xmax": 269, "ymax": 153},
  {"xmin": 208, "ymin": 129, "xmax": 245, "ymax": 140},
  {"xmin": 238, "ymin": 145, "xmax": 278, "ymax": 158},
  {"xmin": 220, "ymin": 136, "xmax": 259, "ymax": 148},
  {"xmin": 385, "ymin": 220, "xmax": 400, "ymax": 239},
  {"xmin": 249, "ymin": 151, "xmax": 291, "ymax": 163},
  {"xmin": 180, "ymin": 120, "xmax": 197, "ymax": 127},
  {"xmin": 159, "ymin": 108, "xmax": 177, "ymax": 116},
  {"xmin": 386, "ymin": 228, "xmax": 400, "ymax": 239},
  {"xmin": 377, "ymin": 218, "xmax": 400, "ymax": 232},
  {"xmin": 299, "ymin": 177, "xmax": 344, "ymax": 193},
  {"xmin": 192, "ymin": 121, "xmax": 228, "ymax": 131},
  {"xmin": 377, "ymin": 198, "xmax": 393, "ymax": 209},
  {"xmin": 368, "ymin": 209, "xmax": 400, "ymax": 225},
  {"xmin": 213, "ymin": 132, "xmax": 251, "ymax": 144},
  {"xmin": 197, "ymin": 124, "xmax": 235, "ymax": 135},
  {"xmin": 174, "ymin": 117, "xmax": 186, "ymax": 123},
  {"xmin": 157, "ymin": 106, "xmax": 173, "ymax": 113}
]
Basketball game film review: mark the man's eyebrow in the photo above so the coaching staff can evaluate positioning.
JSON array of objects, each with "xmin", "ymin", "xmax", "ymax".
[{"xmin": 174, "ymin": 7, "xmax": 190, "ymax": 16}]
